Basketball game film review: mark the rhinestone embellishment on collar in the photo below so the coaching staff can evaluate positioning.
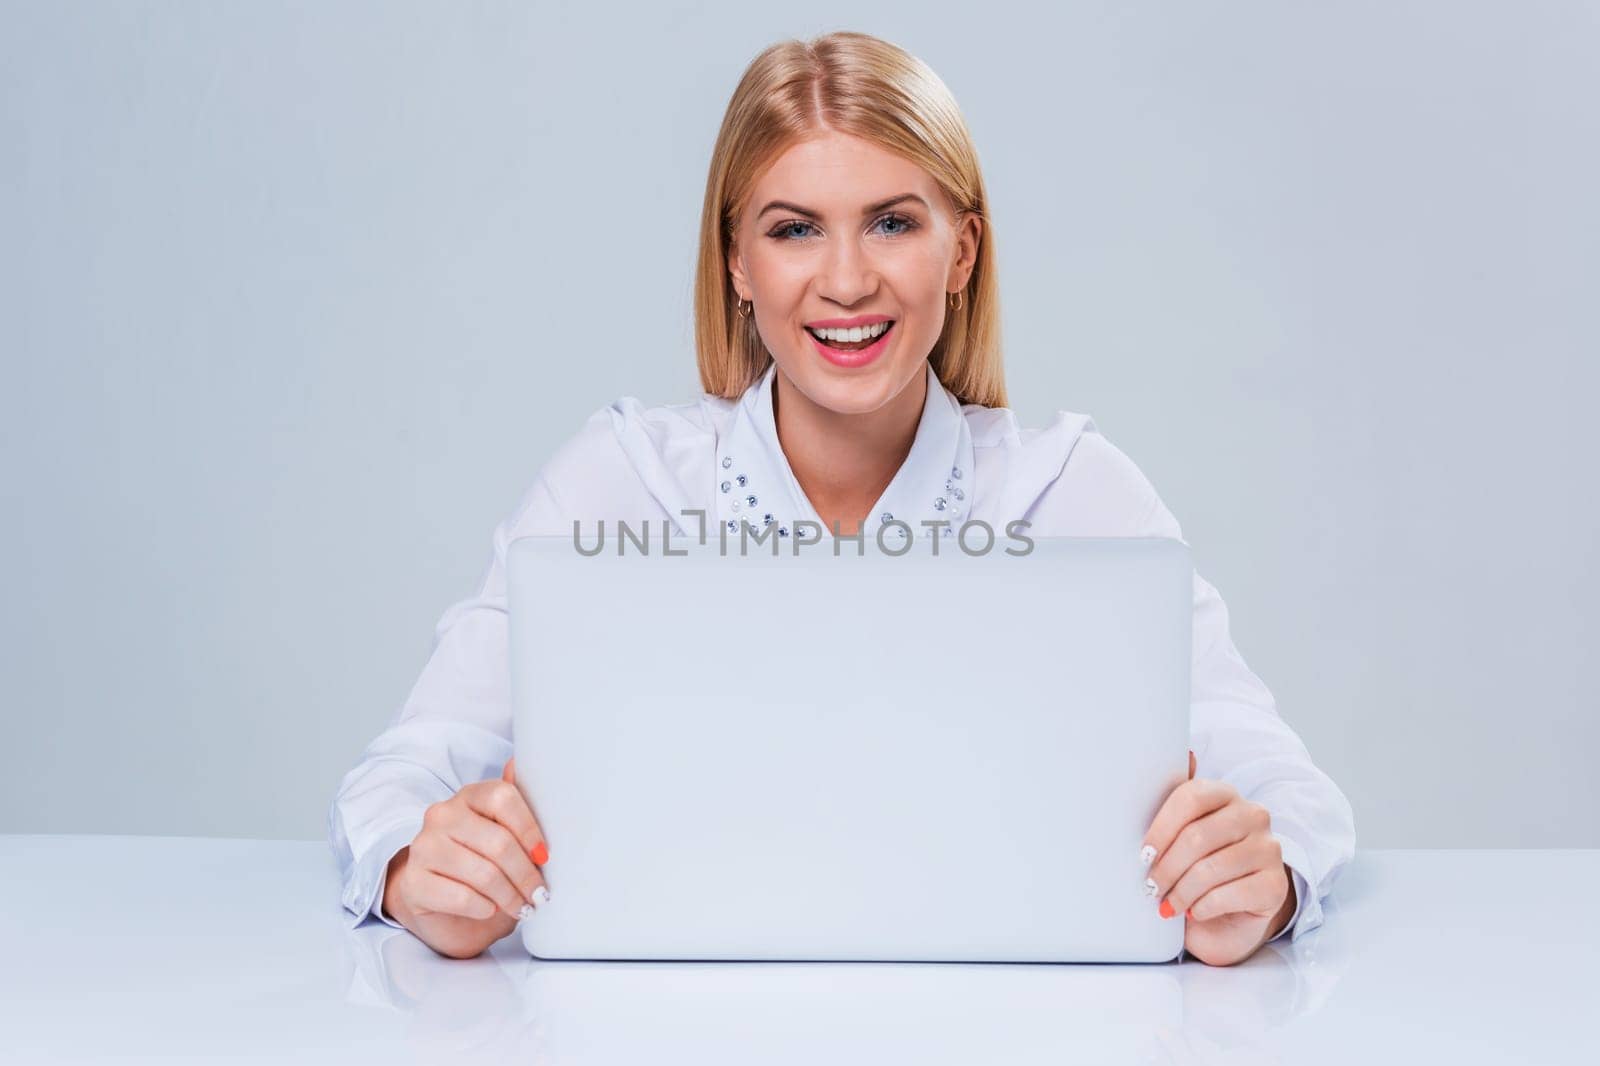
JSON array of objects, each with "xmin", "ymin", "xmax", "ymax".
[
  {"xmin": 721, "ymin": 453, "xmax": 962, "ymax": 540},
  {"xmin": 718, "ymin": 454, "xmax": 789, "ymax": 537}
]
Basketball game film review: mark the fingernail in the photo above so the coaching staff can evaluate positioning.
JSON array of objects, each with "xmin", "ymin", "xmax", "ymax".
[
  {"xmin": 1159, "ymin": 898, "xmax": 1175, "ymax": 919},
  {"xmin": 531, "ymin": 841, "xmax": 549, "ymax": 865},
  {"xmin": 518, "ymin": 904, "xmax": 535, "ymax": 922},
  {"xmin": 1140, "ymin": 844, "xmax": 1156, "ymax": 868},
  {"xmin": 530, "ymin": 885, "xmax": 551, "ymax": 908},
  {"xmin": 1144, "ymin": 877, "xmax": 1159, "ymax": 898}
]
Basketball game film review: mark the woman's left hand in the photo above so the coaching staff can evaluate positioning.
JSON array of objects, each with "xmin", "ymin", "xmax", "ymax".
[{"xmin": 1141, "ymin": 751, "xmax": 1297, "ymax": 966}]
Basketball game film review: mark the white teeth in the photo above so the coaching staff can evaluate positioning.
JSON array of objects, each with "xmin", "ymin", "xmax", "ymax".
[{"xmin": 808, "ymin": 321, "xmax": 891, "ymax": 343}]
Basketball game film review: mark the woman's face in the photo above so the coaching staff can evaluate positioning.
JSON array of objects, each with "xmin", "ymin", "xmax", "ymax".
[{"xmin": 728, "ymin": 130, "xmax": 981, "ymax": 417}]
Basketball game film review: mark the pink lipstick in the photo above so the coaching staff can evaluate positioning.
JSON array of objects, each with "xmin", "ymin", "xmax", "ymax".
[{"xmin": 806, "ymin": 320, "xmax": 896, "ymax": 369}]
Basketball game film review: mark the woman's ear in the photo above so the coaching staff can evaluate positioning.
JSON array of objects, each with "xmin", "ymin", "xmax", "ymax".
[
  {"xmin": 727, "ymin": 241, "xmax": 749, "ymax": 303},
  {"xmin": 947, "ymin": 209, "xmax": 982, "ymax": 290}
]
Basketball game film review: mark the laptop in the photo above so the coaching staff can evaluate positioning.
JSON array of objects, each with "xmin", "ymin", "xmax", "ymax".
[{"xmin": 505, "ymin": 531, "xmax": 1192, "ymax": 963}]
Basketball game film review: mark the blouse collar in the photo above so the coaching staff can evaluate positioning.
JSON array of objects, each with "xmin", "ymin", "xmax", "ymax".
[{"xmin": 714, "ymin": 359, "xmax": 975, "ymax": 543}]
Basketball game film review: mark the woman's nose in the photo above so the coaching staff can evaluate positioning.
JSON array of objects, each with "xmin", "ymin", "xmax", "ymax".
[{"xmin": 817, "ymin": 239, "xmax": 877, "ymax": 305}]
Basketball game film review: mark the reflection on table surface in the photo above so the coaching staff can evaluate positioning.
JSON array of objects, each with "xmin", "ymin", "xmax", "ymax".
[{"xmin": 1, "ymin": 837, "xmax": 1592, "ymax": 1064}]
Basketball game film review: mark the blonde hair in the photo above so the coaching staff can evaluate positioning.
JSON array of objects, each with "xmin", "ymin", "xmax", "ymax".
[{"xmin": 693, "ymin": 31, "xmax": 1007, "ymax": 408}]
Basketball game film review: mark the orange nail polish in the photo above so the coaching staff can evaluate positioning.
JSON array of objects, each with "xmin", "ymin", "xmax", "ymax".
[
  {"xmin": 1185, "ymin": 908, "xmax": 1193, "ymax": 920},
  {"xmin": 531, "ymin": 841, "xmax": 549, "ymax": 865},
  {"xmin": 1159, "ymin": 898, "xmax": 1174, "ymax": 919}
]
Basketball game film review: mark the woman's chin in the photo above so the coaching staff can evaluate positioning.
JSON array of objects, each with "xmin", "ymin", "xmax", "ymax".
[{"xmin": 789, "ymin": 354, "xmax": 911, "ymax": 416}]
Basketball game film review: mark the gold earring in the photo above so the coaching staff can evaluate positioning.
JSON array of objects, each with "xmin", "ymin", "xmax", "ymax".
[
  {"xmin": 948, "ymin": 290, "xmax": 963, "ymax": 312},
  {"xmin": 736, "ymin": 298, "xmax": 751, "ymax": 318}
]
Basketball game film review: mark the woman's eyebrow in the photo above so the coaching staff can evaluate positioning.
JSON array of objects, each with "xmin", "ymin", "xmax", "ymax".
[{"xmin": 757, "ymin": 193, "xmax": 928, "ymax": 220}]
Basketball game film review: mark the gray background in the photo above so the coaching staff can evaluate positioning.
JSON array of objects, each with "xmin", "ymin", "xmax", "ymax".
[{"xmin": 3, "ymin": 1, "xmax": 1595, "ymax": 846}]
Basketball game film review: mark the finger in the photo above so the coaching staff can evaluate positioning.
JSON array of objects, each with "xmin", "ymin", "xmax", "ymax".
[
  {"xmin": 1188, "ymin": 750, "xmax": 1196, "ymax": 780},
  {"xmin": 448, "ymin": 811, "xmax": 548, "ymax": 908},
  {"xmin": 1140, "ymin": 778, "xmax": 1237, "ymax": 876},
  {"xmin": 462, "ymin": 778, "xmax": 550, "ymax": 867},
  {"xmin": 1148, "ymin": 800, "xmax": 1266, "ymax": 902},
  {"xmin": 1188, "ymin": 867, "xmax": 1286, "ymax": 922},
  {"xmin": 408, "ymin": 867, "xmax": 501, "ymax": 922},
  {"xmin": 423, "ymin": 836, "xmax": 527, "ymax": 920},
  {"xmin": 1159, "ymin": 836, "xmax": 1273, "ymax": 917},
  {"xmin": 503, "ymin": 757, "xmax": 516, "ymax": 785}
]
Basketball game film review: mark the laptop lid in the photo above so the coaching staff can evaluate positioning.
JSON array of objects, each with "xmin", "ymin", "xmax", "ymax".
[{"xmin": 507, "ymin": 532, "xmax": 1192, "ymax": 963}]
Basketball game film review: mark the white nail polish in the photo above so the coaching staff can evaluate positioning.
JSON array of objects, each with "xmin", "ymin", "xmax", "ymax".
[
  {"xmin": 530, "ymin": 885, "xmax": 550, "ymax": 908},
  {"xmin": 518, "ymin": 904, "xmax": 535, "ymax": 922},
  {"xmin": 1140, "ymin": 844, "xmax": 1156, "ymax": 868},
  {"xmin": 1144, "ymin": 877, "xmax": 1159, "ymax": 898}
]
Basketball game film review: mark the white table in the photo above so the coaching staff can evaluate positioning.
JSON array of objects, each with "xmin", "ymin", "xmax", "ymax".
[{"xmin": 0, "ymin": 836, "xmax": 1593, "ymax": 1064}]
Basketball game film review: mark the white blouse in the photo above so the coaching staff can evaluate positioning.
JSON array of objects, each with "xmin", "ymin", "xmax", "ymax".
[{"xmin": 328, "ymin": 359, "xmax": 1356, "ymax": 943}]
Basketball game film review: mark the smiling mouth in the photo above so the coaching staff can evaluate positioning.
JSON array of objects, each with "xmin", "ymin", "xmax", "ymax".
[{"xmin": 804, "ymin": 321, "xmax": 895, "ymax": 351}]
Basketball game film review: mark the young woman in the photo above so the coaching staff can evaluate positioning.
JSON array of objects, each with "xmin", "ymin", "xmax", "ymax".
[{"xmin": 329, "ymin": 31, "xmax": 1355, "ymax": 964}]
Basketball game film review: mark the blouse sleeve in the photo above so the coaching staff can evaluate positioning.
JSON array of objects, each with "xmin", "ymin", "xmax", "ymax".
[
  {"xmin": 325, "ymin": 396, "xmax": 686, "ymax": 928},
  {"xmin": 326, "ymin": 471, "xmax": 564, "ymax": 928},
  {"xmin": 1033, "ymin": 425, "xmax": 1357, "ymax": 942},
  {"xmin": 1183, "ymin": 565, "xmax": 1354, "ymax": 942}
]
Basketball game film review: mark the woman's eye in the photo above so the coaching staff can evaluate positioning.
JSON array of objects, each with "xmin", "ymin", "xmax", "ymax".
[{"xmin": 768, "ymin": 214, "xmax": 919, "ymax": 241}]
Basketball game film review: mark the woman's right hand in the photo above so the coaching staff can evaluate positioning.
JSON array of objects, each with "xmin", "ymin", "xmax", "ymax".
[{"xmin": 381, "ymin": 757, "xmax": 551, "ymax": 959}]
